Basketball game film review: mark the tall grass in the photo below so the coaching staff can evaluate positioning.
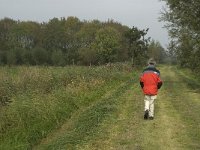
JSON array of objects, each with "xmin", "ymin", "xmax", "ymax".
[{"xmin": 0, "ymin": 64, "xmax": 132, "ymax": 150}]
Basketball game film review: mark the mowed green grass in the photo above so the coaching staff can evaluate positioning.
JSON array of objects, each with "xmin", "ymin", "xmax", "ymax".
[
  {"xmin": 34, "ymin": 65, "xmax": 200, "ymax": 150},
  {"xmin": 0, "ymin": 64, "xmax": 133, "ymax": 150}
]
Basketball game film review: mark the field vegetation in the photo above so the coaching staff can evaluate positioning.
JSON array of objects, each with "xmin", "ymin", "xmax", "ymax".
[
  {"xmin": 1, "ymin": 65, "xmax": 200, "ymax": 150},
  {"xmin": 0, "ymin": 63, "xmax": 133, "ymax": 149}
]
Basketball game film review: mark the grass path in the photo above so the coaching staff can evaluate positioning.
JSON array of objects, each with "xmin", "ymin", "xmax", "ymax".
[{"xmin": 34, "ymin": 65, "xmax": 200, "ymax": 150}]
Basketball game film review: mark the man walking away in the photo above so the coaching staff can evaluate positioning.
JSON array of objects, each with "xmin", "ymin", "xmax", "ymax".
[{"xmin": 140, "ymin": 58, "xmax": 162, "ymax": 120}]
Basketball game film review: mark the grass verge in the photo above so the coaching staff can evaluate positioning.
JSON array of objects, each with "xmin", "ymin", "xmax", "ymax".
[{"xmin": 0, "ymin": 65, "xmax": 132, "ymax": 150}]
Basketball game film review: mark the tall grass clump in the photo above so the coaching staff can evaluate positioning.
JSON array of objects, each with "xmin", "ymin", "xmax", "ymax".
[{"xmin": 0, "ymin": 64, "xmax": 132, "ymax": 150}]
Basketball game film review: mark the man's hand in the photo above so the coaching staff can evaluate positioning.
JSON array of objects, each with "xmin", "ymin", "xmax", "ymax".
[{"xmin": 157, "ymin": 82, "xmax": 162, "ymax": 89}]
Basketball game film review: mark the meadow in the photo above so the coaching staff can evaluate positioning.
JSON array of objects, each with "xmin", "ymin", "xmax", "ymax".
[
  {"xmin": 0, "ymin": 63, "xmax": 133, "ymax": 149},
  {"xmin": 1, "ymin": 64, "xmax": 200, "ymax": 150}
]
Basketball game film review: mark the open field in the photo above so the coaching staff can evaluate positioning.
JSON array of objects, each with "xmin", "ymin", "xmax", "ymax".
[{"xmin": 1, "ymin": 65, "xmax": 200, "ymax": 150}]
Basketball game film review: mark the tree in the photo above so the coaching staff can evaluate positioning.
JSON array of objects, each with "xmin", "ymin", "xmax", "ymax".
[
  {"xmin": 42, "ymin": 18, "xmax": 66, "ymax": 51},
  {"xmin": 78, "ymin": 47, "xmax": 97, "ymax": 66},
  {"xmin": 32, "ymin": 47, "xmax": 48, "ymax": 65},
  {"xmin": 148, "ymin": 40, "xmax": 167, "ymax": 63},
  {"xmin": 92, "ymin": 27, "xmax": 120, "ymax": 64},
  {"xmin": 166, "ymin": 40, "xmax": 177, "ymax": 64},
  {"xmin": 0, "ymin": 17, "xmax": 157, "ymax": 66},
  {"xmin": 104, "ymin": 19, "xmax": 130, "ymax": 62},
  {"xmin": 0, "ymin": 18, "xmax": 16, "ymax": 53},
  {"xmin": 0, "ymin": 51, "xmax": 7, "ymax": 65},
  {"xmin": 9, "ymin": 21, "xmax": 41, "ymax": 49},
  {"xmin": 76, "ymin": 21, "xmax": 101, "ymax": 48},
  {"xmin": 76, "ymin": 21, "xmax": 102, "ymax": 65},
  {"xmin": 51, "ymin": 49, "xmax": 65, "ymax": 66},
  {"xmin": 161, "ymin": 0, "xmax": 200, "ymax": 72},
  {"xmin": 63, "ymin": 17, "xmax": 82, "ymax": 64},
  {"xmin": 126, "ymin": 26, "xmax": 150, "ymax": 66},
  {"xmin": 21, "ymin": 49, "xmax": 34, "ymax": 65},
  {"xmin": 6, "ymin": 50, "xmax": 16, "ymax": 65}
]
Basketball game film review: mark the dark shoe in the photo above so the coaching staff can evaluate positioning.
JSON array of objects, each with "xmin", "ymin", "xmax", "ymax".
[
  {"xmin": 149, "ymin": 116, "xmax": 154, "ymax": 120},
  {"xmin": 144, "ymin": 110, "xmax": 149, "ymax": 120}
]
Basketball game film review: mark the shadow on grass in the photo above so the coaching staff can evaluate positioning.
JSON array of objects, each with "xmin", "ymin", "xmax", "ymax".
[
  {"xmin": 178, "ymin": 73, "xmax": 200, "ymax": 93},
  {"xmin": 183, "ymin": 79, "xmax": 200, "ymax": 92},
  {"xmin": 164, "ymin": 69, "xmax": 200, "ymax": 93},
  {"xmin": 40, "ymin": 80, "xmax": 133, "ymax": 150}
]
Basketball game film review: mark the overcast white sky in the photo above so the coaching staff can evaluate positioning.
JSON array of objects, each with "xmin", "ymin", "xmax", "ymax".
[{"xmin": 0, "ymin": 0, "xmax": 168, "ymax": 48}]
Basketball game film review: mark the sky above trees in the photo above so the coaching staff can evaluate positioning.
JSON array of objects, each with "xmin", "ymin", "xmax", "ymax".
[{"xmin": 0, "ymin": 0, "xmax": 168, "ymax": 48}]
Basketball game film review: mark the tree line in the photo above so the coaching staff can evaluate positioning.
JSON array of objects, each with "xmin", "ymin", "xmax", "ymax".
[
  {"xmin": 161, "ymin": 0, "xmax": 200, "ymax": 72},
  {"xmin": 0, "ymin": 17, "xmax": 166, "ymax": 66}
]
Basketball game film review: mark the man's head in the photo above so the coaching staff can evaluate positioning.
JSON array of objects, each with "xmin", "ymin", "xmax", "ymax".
[{"xmin": 148, "ymin": 58, "xmax": 156, "ymax": 66}]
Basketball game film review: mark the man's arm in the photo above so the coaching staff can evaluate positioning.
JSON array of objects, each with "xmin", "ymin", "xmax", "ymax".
[
  {"xmin": 157, "ymin": 81, "xmax": 162, "ymax": 89},
  {"xmin": 156, "ymin": 70, "xmax": 162, "ymax": 89},
  {"xmin": 140, "ymin": 73, "xmax": 144, "ymax": 89},
  {"xmin": 140, "ymin": 81, "xmax": 144, "ymax": 88}
]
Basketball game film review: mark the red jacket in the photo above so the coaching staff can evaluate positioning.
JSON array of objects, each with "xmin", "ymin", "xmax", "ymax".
[{"xmin": 140, "ymin": 65, "xmax": 162, "ymax": 95}]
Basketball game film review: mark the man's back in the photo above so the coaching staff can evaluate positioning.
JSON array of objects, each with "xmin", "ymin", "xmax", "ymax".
[{"xmin": 140, "ymin": 65, "xmax": 162, "ymax": 95}]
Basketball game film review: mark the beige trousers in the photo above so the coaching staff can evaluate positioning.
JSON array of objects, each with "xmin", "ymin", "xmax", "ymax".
[{"xmin": 144, "ymin": 95, "xmax": 157, "ymax": 117}]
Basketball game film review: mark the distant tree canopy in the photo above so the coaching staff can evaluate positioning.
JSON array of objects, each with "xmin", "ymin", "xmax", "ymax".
[
  {"xmin": 0, "ymin": 17, "xmax": 166, "ymax": 66},
  {"xmin": 147, "ymin": 40, "xmax": 168, "ymax": 64},
  {"xmin": 161, "ymin": 0, "xmax": 200, "ymax": 72}
]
